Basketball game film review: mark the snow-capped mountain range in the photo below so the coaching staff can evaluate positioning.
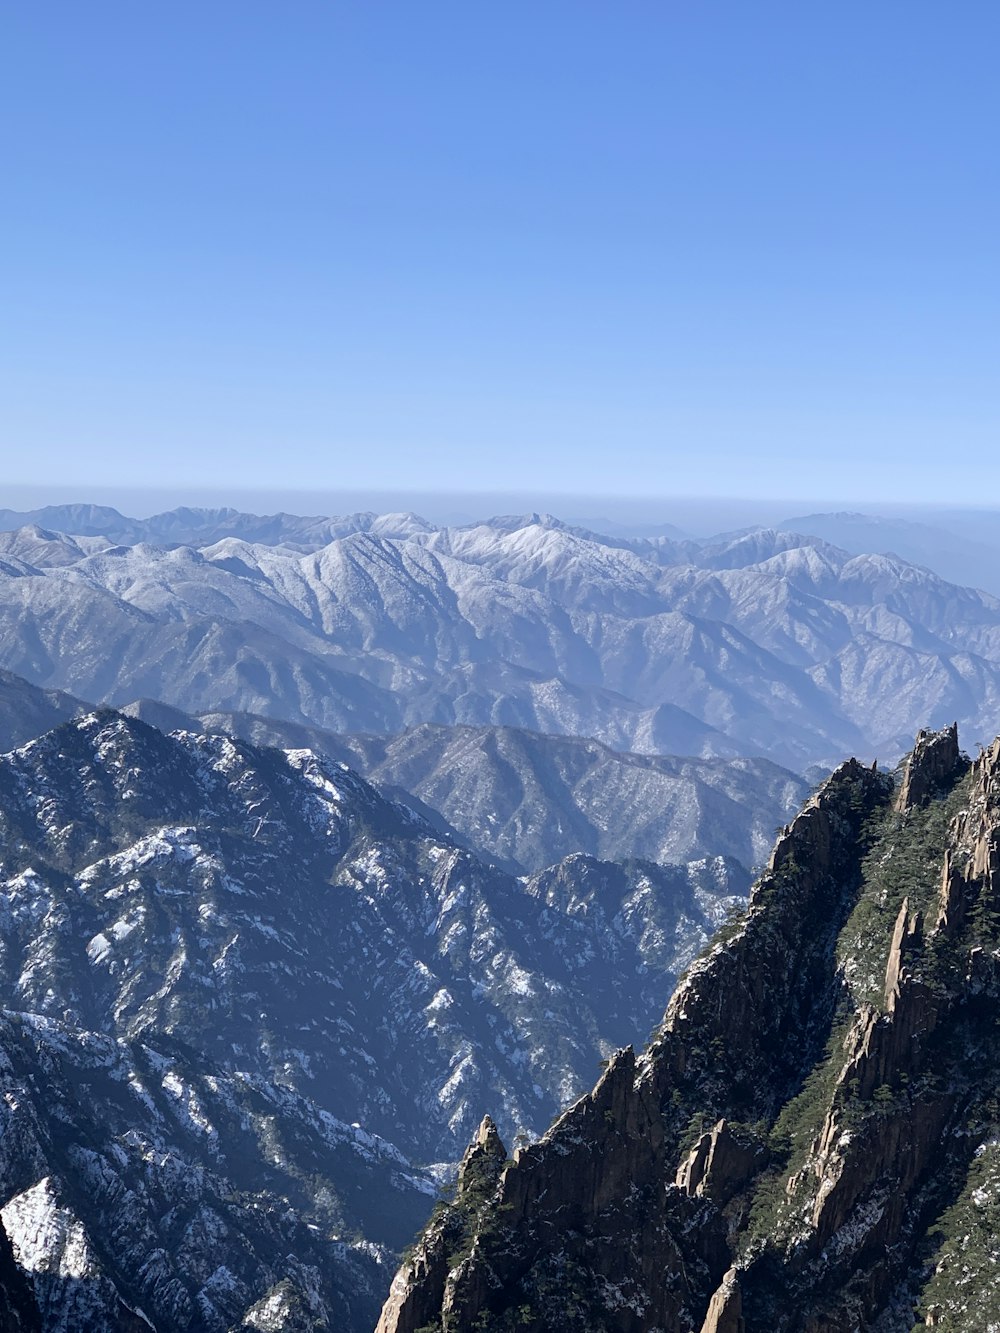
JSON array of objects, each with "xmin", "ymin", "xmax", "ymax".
[{"xmin": 1, "ymin": 508, "xmax": 1000, "ymax": 770}]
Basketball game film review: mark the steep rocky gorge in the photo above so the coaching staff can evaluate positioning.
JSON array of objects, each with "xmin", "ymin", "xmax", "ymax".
[{"xmin": 379, "ymin": 723, "xmax": 1000, "ymax": 1332}]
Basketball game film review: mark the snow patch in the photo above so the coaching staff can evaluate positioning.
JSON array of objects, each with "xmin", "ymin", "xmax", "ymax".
[{"xmin": 2, "ymin": 1177, "xmax": 98, "ymax": 1280}]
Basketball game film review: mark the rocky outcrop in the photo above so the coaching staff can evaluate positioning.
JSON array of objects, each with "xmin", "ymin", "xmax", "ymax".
[
  {"xmin": 378, "ymin": 724, "xmax": 1000, "ymax": 1333},
  {"xmin": 787, "ymin": 894, "xmax": 948, "ymax": 1252},
  {"xmin": 700, "ymin": 1270, "xmax": 745, "ymax": 1333},
  {"xmin": 676, "ymin": 1121, "xmax": 767, "ymax": 1207},
  {"xmin": 894, "ymin": 722, "xmax": 964, "ymax": 811},
  {"xmin": 375, "ymin": 1117, "xmax": 507, "ymax": 1333},
  {"xmin": 455, "ymin": 1115, "xmax": 506, "ymax": 1193},
  {"xmin": 377, "ymin": 753, "xmax": 894, "ymax": 1332}
]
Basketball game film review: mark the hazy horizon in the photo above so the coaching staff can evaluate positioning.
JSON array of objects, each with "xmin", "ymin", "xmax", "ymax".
[{"xmin": 3, "ymin": 483, "xmax": 1000, "ymax": 542}]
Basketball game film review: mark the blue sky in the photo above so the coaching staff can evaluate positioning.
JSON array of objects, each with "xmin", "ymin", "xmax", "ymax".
[{"xmin": 3, "ymin": 3, "xmax": 999, "ymax": 504}]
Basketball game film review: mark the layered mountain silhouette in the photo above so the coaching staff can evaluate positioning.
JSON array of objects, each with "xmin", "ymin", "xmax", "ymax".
[
  {"xmin": 1, "ymin": 510, "xmax": 1000, "ymax": 770},
  {"xmin": 3, "ymin": 504, "xmax": 1000, "ymax": 1329},
  {"xmin": 121, "ymin": 704, "xmax": 806, "ymax": 874},
  {"xmin": 0, "ymin": 664, "xmax": 793, "ymax": 881}
]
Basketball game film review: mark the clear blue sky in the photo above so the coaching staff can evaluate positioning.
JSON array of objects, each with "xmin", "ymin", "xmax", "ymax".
[{"xmin": 3, "ymin": 3, "xmax": 999, "ymax": 504}]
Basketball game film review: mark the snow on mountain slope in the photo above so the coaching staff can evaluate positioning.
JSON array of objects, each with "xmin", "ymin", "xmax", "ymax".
[
  {"xmin": 0, "ymin": 708, "xmax": 759, "ymax": 1326},
  {"xmin": 0, "ymin": 712, "xmax": 747, "ymax": 1163},
  {"xmin": 344, "ymin": 724, "xmax": 806, "ymax": 872},
  {"xmin": 0, "ymin": 527, "xmax": 113, "ymax": 570},
  {"xmin": 0, "ymin": 532, "xmax": 738, "ymax": 757},
  {"xmin": 0, "ymin": 1009, "xmax": 422, "ymax": 1332},
  {"xmin": 173, "ymin": 712, "xmax": 805, "ymax": 874},
  {"xmin": 2, "ymin": 513, "xmax": 1000, "ymax": 767},
  {"xmin": 0, "ymin": 669, "xmax": 774, "ymax": 879}
]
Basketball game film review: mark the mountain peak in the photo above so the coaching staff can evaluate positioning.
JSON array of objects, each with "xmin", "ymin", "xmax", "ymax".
[{"xmin": 893, "ymin": 721, "xmax": 965, "ymax": 811}]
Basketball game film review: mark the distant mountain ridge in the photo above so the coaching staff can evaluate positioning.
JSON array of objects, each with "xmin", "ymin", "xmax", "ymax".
[
  {"xmin": 4, "ymin": 500, "xmax": 1000, "ymax": 589},
  {"xmin": 0, "ymin": 669, "xmax": 802, "ymax": 877},
  {"xmin": 5, "ymin": 500, "xmax": 998, "ymax": 587},
  {"xmin": 2, "ymin": 511, "xmax": 1000, "ymax": 768},
  {"xmin": 780, "ymin": 509, "xmax": 1000, "ymax": 596},
  {"xmin": 0, "ymin": 505, "xmax": 438, "ymax": 551},
  {"xmin": 154, "ymin": 710, "xmax": 807, "ymax": 874}
]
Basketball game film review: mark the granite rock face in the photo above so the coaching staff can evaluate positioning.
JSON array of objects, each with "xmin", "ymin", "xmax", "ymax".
[
  {"xmin": 893, "ymin": 721, "xmax": 965, "ymax": 811},
  {"xmin": 380, "ymin": 725, "xmax": 1000, "ymax": 1332}
]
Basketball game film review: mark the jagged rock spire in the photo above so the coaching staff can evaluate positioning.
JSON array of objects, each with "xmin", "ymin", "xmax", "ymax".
[
  {"xmin": 675, "ymin": 1120, "xmax": 766, "ymax": 1207},
  {"xmin": 375, "ymin": 1117, "xmax": 508, "ymax": 1333},
  {"xmin": 456, "ymin": 1113, "xmax": 506, "ymax": 1192},
  {"xmin": 894, "ymin": 722, "xmax": 965, "ymax": 812},
  {"xmin": 699, "ymin": 1269, "xmax": 745, "ymax": 1333}
]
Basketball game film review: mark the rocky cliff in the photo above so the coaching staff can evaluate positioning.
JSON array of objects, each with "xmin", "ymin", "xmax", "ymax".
[{"xmin": 378, "ymin": 724, "xmax": 1000, "ymax": 1332}]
